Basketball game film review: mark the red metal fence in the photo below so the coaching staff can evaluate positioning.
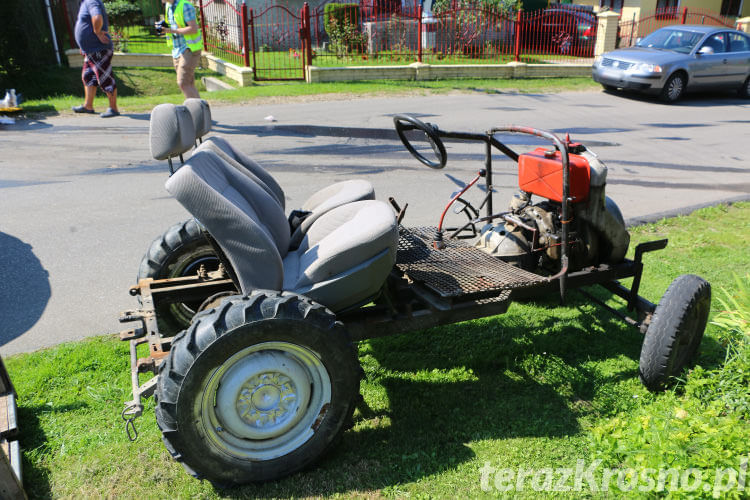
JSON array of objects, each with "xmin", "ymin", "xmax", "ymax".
[
  {"xmin": 618, "ymin": 7, "xmax": 738, "ymax": 48},
  {"xmin": 71, "ymin": 1, "xmax": 750, "ymax": 81},
  {"xmin": 201, "ymin": 0, "xmax": 247, "ymax": 65},
  {"xmin": 249, "ymin": 4, "xmax": 307, "ymax": 80},
  {"xmin": 50, "ymin": 0, "xmax": 599, "ymax": 79},
  {"xmin": 308, "ymin": 2, "xmax": 596, "ymax": 67}
]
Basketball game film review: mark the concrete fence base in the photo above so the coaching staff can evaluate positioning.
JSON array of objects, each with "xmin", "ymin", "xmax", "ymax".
[
  {"xmin": 306, "ymin": 61, "xmax": 592, "ymax": 83},
  {"xmin": 65, "ymin": 49, "xmax": 592, "ymax": 87},
  {"xmin": 65, "ymin": 49, "xmax": 253, "ymax": 87}
]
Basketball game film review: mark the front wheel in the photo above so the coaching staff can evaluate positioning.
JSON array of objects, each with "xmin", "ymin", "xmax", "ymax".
[
  {"xmin": 155, "ymin": 291, "xmax": 362, "ymax": 484},
  {"xmin": 639, "ymin": 274, "xmax": 711, "ymax": 391},
  {"xmin": 659, "ymin": 73, "xmax": 686, "ymax": 103}
]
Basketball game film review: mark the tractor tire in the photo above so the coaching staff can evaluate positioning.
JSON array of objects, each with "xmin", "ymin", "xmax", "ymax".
[
  {"xmin": 639, "ymin": 274, "xmax": 711, "ymax": 391},
  {"xmin": 154, "ymin": 291, "xmax": 362, "ymax": 484},
  {"xmin": 659, "ymin": 72, "xmax": 686, "ymax": 103},
  {"xmin": 138, "ymin": 219, "xmax": 220, "ymax": 333}
]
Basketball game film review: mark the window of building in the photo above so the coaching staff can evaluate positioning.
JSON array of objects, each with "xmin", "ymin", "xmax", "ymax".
[
  {"xmin": 721, "ymin": 0, "xmax": 743, "ymax": 16},
  {"xmin": 656, "ymin": 0, "xmax": 679, "ymax": 10},
  {"xmin": 599, "ymin": 0, "xmax": 623, "ymax": 11}
]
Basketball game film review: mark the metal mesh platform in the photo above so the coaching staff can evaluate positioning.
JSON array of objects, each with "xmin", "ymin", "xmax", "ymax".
[{"xmin": 396, "ymin": 227, "xmax": 547, "ymax": 300}]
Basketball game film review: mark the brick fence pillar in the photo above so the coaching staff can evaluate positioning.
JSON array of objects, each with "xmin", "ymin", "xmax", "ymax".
[
  {"xmin": 594, "ymin": 11, "xmax": 620, "ymax": 58},
  {"xmin": 737, "ymin": 17, "xmax": 750, "ymax": 34}
]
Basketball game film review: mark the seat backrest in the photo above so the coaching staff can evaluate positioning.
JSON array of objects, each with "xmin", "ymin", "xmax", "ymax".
[
  {"xmin": 195, "ymin": 139, "xmax": 285, "ymax": 209},
  {"xmin": 150, "ymin": 103, "xmax": 195, "ymax": 161},
  {"xmin": 203, "ymin": 136, "xmax": 286, "ymax": 210},
  {"xmin": 289, "ymin": 179, "xmax": 375, "ymax": 249},
  {"xmin": 703, "ymin": 35, "xmax": 724, "ymax": 53},
  {"xmin": 183, "ymin": 98, "xmax": 212, "ymax": 142},
  {"xmin": 165, "ymin": 150, "xmax": 291, "ymax": 293}
]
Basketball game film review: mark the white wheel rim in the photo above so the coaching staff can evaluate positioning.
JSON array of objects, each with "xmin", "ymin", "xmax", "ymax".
[{"xmin": 198, "ymin": 341, "xmax": 331, "ymax": 461}]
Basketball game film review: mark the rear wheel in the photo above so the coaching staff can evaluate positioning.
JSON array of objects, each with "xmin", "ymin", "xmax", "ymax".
[
  {"xmin": 639, "ymin": 275, "xmax": 711, "ymax": 391},
  {"xmin": 155, "ymin": 291, "xmax": 362, "ymax": 484},
  {"xmin": 138, "ymin": 219, "xmax": 220, "ymax": 333},
  {"xmin": 659, "ymin": 73, "xmax": 686, "ymax": 103}
]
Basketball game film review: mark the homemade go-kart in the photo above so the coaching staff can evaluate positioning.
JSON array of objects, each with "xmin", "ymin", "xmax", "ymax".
[{"xmin": 119, "ymin": 101, "xmax": 711, "ymax": 485}]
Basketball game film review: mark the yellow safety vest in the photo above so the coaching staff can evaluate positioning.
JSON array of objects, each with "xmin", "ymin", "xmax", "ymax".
[{"xmin": 166, "ymin": 0, "xmax": 202, "ymax": 52}]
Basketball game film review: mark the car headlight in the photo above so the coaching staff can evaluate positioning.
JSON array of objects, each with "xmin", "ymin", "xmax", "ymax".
[{"xmin": 632, "ymin": 63, "xmax": 663, "ymax": 73}]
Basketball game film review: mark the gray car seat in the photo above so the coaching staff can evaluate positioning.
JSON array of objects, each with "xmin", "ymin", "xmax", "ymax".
[
  {"xmin": 181, "ymin": 100, "xmax": 376, "ymax": 246},
  {"xmin": 165, "ymin": 150, "xmax": 398, "ymax": 311},
  {"xmin": 183, "ymin": 98, "xmax": 211, "ymax": 144},
  {"xmin": 150, "ymin": 103, "xmax": 195, "ymax": 172}
]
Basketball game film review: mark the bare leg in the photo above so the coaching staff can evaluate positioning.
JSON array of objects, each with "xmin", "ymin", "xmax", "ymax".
[
  {"xmin": 176, "ymin": 50, "xmax": 201, "ymax": 99},
  {"xmin": 179, "ymin": 81, "xmax": 200, "ymax": 99},
  {"xmin": 83, "ymin": 85, "xmax": 97, "ymax": 110},
  {"xmin": 105, "ymin": 88, "xmax": 119, "ymax": 112}
]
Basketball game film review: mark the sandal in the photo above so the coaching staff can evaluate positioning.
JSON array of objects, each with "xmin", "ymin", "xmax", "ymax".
[
  {"xmin": 72, "ymin": 105, "xmax": 96, "ymax": 114},
  {"xmin": 100, "ymin": 108, "xmax": 120, "ymax": 118}
]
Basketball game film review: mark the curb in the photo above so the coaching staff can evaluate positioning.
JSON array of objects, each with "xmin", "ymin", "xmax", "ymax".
[{"xmin": 625, "ymin": 194, "xmax": 750, "ymax": 228}]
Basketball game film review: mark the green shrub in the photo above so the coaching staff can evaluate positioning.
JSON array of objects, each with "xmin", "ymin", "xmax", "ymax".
[
  {"xmin": 689, "ymin": 274, "xmax": 750, "ymax": 418},
  {"xmin": 324, "ymin": 3, "xmax": 360, "ymax": 38},
  {"xmin": 0, "ymin": 0, "xmax": 58, "ymax": 87},
  {"xmin": 591, "ymin": 397, "xmax": 749, "ymax": 496},
  {"xmin": 324, "ymin": 4, "xmax": 366, "ymax": 56},
  {"xmin": 433, "ymin": 0, "xmax": 520, "ymax": 16},
  {"xmin": 589, "ymin": 273, "xmax": 750, "ymax": 497},
  {"xmin": 104, "ymin": 0, "xmax": 144, "ymax": 28}
]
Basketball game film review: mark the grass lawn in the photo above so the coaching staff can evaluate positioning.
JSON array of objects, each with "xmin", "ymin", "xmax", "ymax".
[
  {"xmin": 6, "ymin": 202, "xmax": 749, "ymax": 499},
  {"xmin": 17, "ymin": 64, "xmax": 599, "ymax": 116}
]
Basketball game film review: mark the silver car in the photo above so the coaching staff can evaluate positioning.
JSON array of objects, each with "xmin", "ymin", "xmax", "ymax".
[{"xmin": 592, "ymin": 25, "xmax": 750, "ymax": 102}]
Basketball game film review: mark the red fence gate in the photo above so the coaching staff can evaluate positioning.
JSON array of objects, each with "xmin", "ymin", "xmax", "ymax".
[{"xmin": 249, "ymin": 5, "xmax": 308, "ymax": 81}]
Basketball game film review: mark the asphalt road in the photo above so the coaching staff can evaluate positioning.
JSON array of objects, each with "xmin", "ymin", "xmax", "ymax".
[{"xmin": 1, "ymin": 89, "xmax": 749, "ymax": 355}]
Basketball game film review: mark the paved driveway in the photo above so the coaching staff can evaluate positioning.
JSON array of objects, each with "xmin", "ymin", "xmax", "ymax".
[{"xmin": 1, "ymin": 90, "xmax": 749, "ymax": 355}]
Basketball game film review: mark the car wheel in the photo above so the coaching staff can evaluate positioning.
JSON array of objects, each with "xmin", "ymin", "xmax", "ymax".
[
  {"xmin": 659, "ymin": 73, "xmax": 686, "ymax": 103},
  {"xmin": 739, "ymin": 76, "xmax": 750, "ymax": 99}
]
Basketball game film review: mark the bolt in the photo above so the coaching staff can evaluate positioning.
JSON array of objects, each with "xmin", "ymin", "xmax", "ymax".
[{"xmin": 216, "ymin": 426, "xmax": 223, "ymax": 432}]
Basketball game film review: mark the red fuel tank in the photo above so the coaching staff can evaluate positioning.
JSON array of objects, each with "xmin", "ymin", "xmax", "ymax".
[{"xmin": 517, "ymin": 148, "xmax": 591, "ymax": 203}]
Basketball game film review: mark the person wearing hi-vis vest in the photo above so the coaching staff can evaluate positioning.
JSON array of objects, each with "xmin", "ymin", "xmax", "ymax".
[{"xmin": 158, "ymin": 0, "xmax": 202, "ymax": 98}]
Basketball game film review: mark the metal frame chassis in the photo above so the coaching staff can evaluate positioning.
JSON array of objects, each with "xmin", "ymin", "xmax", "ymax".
[
  {"xmin": 119, "ymin": 238, "xmax": 666, "ymax": 434},
  {"xmin": 119, "ymin": 120, "xmax": 664, "ymax": 436}
]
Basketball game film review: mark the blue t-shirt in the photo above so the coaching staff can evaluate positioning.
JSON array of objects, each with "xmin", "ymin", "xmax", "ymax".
[{"xmin": 74, "ymin": 0, "xmax": 113, "ymax": 54}]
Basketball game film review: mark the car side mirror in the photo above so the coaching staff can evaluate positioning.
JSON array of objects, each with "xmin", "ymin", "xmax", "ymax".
[{"xmin": 697, "ymin": 46, "xmax": 714, "ymax": 56}]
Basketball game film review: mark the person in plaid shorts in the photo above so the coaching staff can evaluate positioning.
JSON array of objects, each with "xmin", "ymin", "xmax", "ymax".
[
  {"xmin": 159, "ymin": 0, "xmax": 203, "ymax": 99},
  {"xmin": 73, "ymin": 0, "xmax": 120, "ymax": 118}
]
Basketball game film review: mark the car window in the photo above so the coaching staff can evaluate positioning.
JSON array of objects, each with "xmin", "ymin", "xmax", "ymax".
[
  {"xmin": 728, "ymin": 32, "xmax": 750, "ymax": 53},
  {"xmin": 700, "ymin": 33, "xmax": 727, "ymax": 54},
  {"xmin": 637, "ymin": 28, "xmax": 703, "ymax": 53}
]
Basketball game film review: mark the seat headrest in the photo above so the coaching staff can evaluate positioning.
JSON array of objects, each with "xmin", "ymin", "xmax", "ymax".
[
  {"xmin": 149, "ymin": 103, "xmax": 196, "ymax": 161},
  {"xmin": 183, "ymin": 98, "xmax": 212, "ymax": 140}
]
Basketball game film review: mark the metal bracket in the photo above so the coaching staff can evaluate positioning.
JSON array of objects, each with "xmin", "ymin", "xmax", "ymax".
[{"xmin": 628, "ymin": 239, "xmax": 668, "ymax": 311}]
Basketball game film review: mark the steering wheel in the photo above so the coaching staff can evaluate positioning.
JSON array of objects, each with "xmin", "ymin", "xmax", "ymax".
[{"xmin": 393, "ymin": 114, "xmax": 447, "ymax": 169}]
